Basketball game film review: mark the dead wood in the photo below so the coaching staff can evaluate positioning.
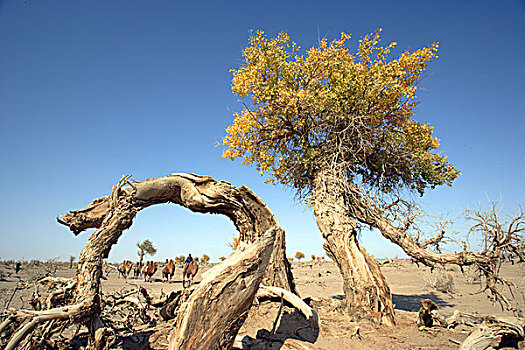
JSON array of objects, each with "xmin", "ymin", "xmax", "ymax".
[
  {"xmin": 159, "ymin": 290, "xmax": 192, "ymax": 321},
  {"xmin": 37, "ymin": 277, "xmax": 73, "ymax": 286},
  {"xmin": 58, "ymin": 173, "xmax": 296, "ymax": 293},
  {"xmin": 45, "ymin": 280, "xmax": 76, "ymax": 310},
  {"xmin": 459, "ymin": 316, "xmax": 524, "ymax": 350},
  {"xmin": 366, "ymin": 198, "xmax": 525, "ymax": 315},
  {"xmin": 257, "ymin": 285, "xmax": 319, "ymax": 330},
  {"xmin": 2, "ymin": 173, "xmax": 296, "ymax": 349},
  {"xmin": 234, "ymin": 336, "xmax": 324, "ymax": 350},
  {"xmin": 431, "ymin": 309, "xmax": 486, "ymax": 329},
  {"xmin": 168, "ymin": 228, "xmax": 276, "ymax": 350},
  {"xmin": 3, "ymin": 300, "xmax": 91, "ymax": 350}
]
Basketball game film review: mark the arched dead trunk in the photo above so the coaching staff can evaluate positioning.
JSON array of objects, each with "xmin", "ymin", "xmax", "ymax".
[
  {"xmin": 58, "ymin": 174, "xmax": 296, "ymax": 294},
  {"xmin": 54, "ymin": 173, "xmax": 296, "ymax": 346}
]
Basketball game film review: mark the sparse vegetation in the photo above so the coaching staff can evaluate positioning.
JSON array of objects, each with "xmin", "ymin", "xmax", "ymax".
[
  {"xmin": 201, "ymin": 254, "xmax": 210, "ymax": 264},
  {"xmin": 427, "ymin": 272, "xmax": 456, "ymax": 294},
  {"xmin": 295, "ymin": 252, "xmax": 305, "ymax": 262}
]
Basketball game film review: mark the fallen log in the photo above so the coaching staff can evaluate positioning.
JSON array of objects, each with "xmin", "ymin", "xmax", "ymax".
[
  {"xmin": 2, "ymin": 173, "xmax": 295, "ymax": 348},
  {"xmin": 3, "ymin": 300, "xmax": 91, "ymax": 350},
  {"xmin": 256, "ymin": 285, "xmax": 319, "ymax": 329},
  {"xmin": 431, "ymin": 309, "xmax": 485, "ymax": 329},
  {"xmin": 459, "ymin": 316, "xmax": 524, "ymax": 350},
  {"xmin": 168, "ymin": 228, "xmax": 276, "ymax": 350}
]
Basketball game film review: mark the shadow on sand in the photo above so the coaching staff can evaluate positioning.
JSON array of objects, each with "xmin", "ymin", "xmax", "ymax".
[
  {"xmin": 246, "ymin": 308, "xmax": 319, "ymax": 349},
  {"xmin": 331, "ymin": 292, "xmax": 453, "ymax": 312},
  {"xmin": 392, "ymin": 292, "xmax": 454, "ymax": 312}
]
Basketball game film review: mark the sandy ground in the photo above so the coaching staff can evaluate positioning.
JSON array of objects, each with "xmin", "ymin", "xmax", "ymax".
[{"xmin": 1, "ymin": 259, "xmax": 523, "ymax": 349}]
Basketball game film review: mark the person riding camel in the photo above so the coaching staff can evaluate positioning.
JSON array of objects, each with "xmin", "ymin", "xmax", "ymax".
[{"xmin": 183, "ymin": 254, "xmax": 193, "ymax": 274}]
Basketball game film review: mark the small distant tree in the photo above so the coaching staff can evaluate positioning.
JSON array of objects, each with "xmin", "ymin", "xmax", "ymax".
[
  {"xmin": 227, "ymin": 237, "xmax": 241, "ymax": 251},
  {"xmin": 69, "ymin": 256, "xmax": 76, "ymax": 269},
  {"xmin": 137, "ymin": 239, "xmax": 157, "ymax": 264},
  {"xmin": 194, "ymin": 257, "xmax": 199, "ymax": 263},
  {"xmin": 295, "ymin": 252, "xmax": 305, "ymax": 262},
  {"xmin": 288, "ymin": 257, "xmax": 293, "ymax": 263},
  {"xmin": 201, "ymin": 254, "xmax": 210, "ymax": 264},
  {"xmin": 311, "ymin": 254, "xmax": 316, "ymax": 262},
  {"xmin": 219, "ymin": 256, "xmax": 226, "ymax": 262}
]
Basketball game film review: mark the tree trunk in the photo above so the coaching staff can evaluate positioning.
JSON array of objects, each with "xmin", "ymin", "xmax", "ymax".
[
  {"xmin": 312, "ymin": 170, "xmax": 395, "ymax": 326},
  {"xmin": 238, "ymin": 187, "xmax": 296, "ymax": 293},
  {"xmin": 55, "ymin": 173, "xmax": 297, "ymax": 345},
  {"xmin": 169, "ymin": 228, "xmax": 276, "ymax": 350}
]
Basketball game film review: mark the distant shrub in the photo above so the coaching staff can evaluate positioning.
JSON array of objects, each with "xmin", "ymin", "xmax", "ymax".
[{"xmin": 427, "ymin": 273, "xmax": 455, "ymax": 294}]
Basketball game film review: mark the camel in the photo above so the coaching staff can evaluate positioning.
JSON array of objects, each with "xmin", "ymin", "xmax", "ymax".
[
  {"xmin": 162, "ymin": 259, "xmax": 176, "ymax": 282},
  {"xmin": 117, "ymin": 260, "xmax": 133, "ymax": 279},
  {"xmin": 142, "ymin": 261, "xmax": 157, "ymax": 282},
  {"xmin": 134, "ymin": 261, "xmax": 144, "ymax": 279},
  {"xmin": 182, "ymin": 260, "xmax": 199, "ymax": 288}
]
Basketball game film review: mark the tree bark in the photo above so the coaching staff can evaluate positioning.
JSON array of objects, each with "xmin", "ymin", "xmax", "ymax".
[
  {"xmin": 312, "ymin": 170, "xmax": 395, "ymax": 326},
  {"xmin": 459, "ymin": 317, "xmax": 524, "ymax": 350},
  {"xmin": 55, "ymin": 173, "xmax": 297, "ymax": 345},
  {"xmin": 58, "ymin": 173, "xmax": 295, "ymax": 294},
  {"xmin": 169, "ymin": 228, "xmax": 276, "ymax": 350}
]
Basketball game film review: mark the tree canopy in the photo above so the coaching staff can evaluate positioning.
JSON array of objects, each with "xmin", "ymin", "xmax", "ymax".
[
  {"xmin": 223, "ymin": 29, "xmax": 460, "ymax": 198},
  {"xmin": 137, "ymin": 239, "xmax": 157, "ymax": 262}
]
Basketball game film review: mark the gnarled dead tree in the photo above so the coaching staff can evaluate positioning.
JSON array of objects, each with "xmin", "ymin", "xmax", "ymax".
[
  {"xmin": 1, "ymin": 173, "xmax": 297, "ymax": 349},
  {"xmin": 58, "ymin": 173, "xmax": 296, "ymax": 293}
]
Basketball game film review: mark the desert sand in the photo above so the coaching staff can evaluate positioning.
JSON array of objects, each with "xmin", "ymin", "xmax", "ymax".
[{"xmin": 1, "ymin": 259, "xmax": 523, "ymax": 349}]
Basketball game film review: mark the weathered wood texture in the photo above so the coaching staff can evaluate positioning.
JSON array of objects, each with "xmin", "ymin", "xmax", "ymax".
[
  {"xmin": 169, "ymin": 229, "xmax": 276, "ymax": 350},
  {"xmin": 312, "ymin": 171, "xmax": 395, "ymax": 326},
  {"xmin": 256, "ymin": 285, "xmax": 319, "ymax": 330},
  {"xmin": 417, "ymin": 299, "xmax": 439, "ymax": 328},
  {"xmin": 58, "ymin": 173, "xmax": 295, "ymax": 294},
  {"xmin": 54, "ymin": 173, "xmax": 296, "ymax": 346},
  {"xmin": 281, "ymin": 338, "xmax": 326, "ymax": 350},
  {"xmin": 459, "ymin": 316, "xmax": 524, "ymax": 350}
]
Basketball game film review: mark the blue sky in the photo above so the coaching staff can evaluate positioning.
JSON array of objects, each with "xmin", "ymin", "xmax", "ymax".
[{"xmin": 0, "ymin": 0, "xmax": 523, "ymax": 262}]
